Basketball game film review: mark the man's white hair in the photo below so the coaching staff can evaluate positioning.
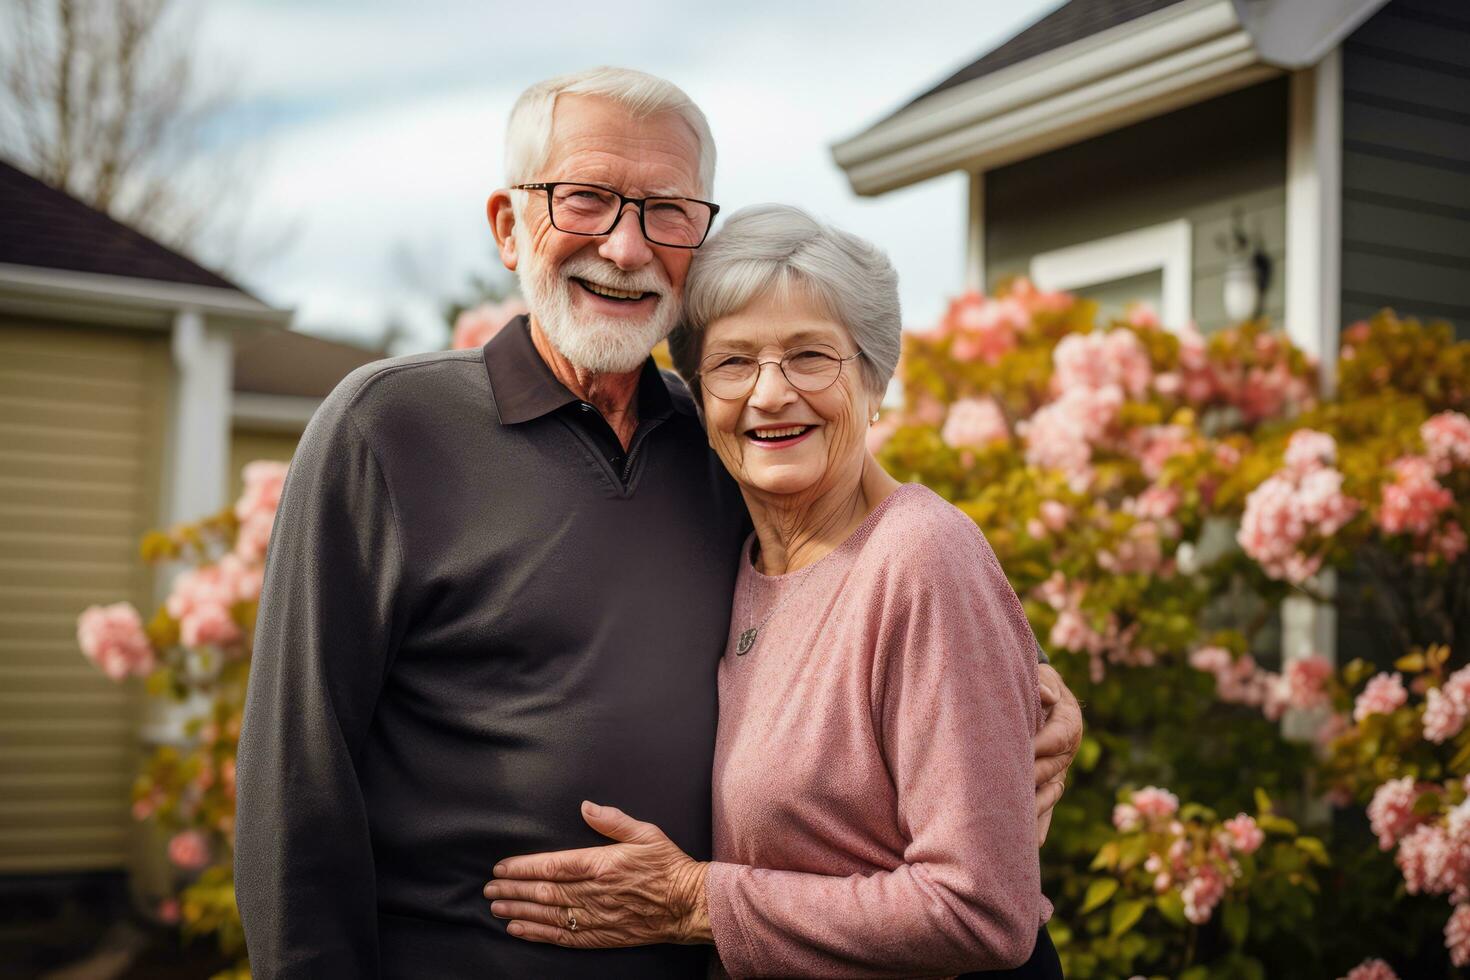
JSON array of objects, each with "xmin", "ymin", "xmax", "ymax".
[{"xmin": 503, "ymin": 66, "xmax": 716, "ymax": 196}]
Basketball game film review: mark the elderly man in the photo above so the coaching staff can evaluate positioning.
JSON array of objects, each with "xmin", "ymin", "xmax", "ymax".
[{"xmin": 235, "ymin": 67, "xmax": 1081, "ymax": 979}]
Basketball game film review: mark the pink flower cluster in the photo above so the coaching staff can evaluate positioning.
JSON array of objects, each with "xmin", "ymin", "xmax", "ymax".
[
  {"xmin": 1114, "ymin": 787, "xmax": 1264, "ymax": 925},
  {"xmin": 1237, "ymin": 430, "xmax": 1359, "ymax": 583},
  {"xmin": 77, "ymin": 602, "xmax": 154, "ymax": 680},
  {"xmin": 1037, "ymin": 572, "xmax": 1155, "ymax": 682},
  {"xmin": 1340, "ymin": 959, "xmax": 1399, "ymax": 980},
  {"xmin": 1221, "ymin": 813, "xmax": 1265, "ymax": 854},
  {"xmin": 234, "ymin": 461, "xmax": 289, "ymax": 563},
  {"xmin": 1353, "ymin": 672, "xmax": 1407, "ymax": 723},
  {"xmin": 1019, "ymin": 386, "xmax": 1122, "ymax": 487},
  {"xmin": 1396, "ymin": 805, "xmax": 1470, "ymax": 903},
  {"xmin": 1052, "ymin": 329, "xmax": 1153, "ymax": 400},
  {"xmin": 1026, "ymin": 499, "xmax": 1072, "ymax": 540},
  {"xmin": 1376, "ymin": 455, "xmax": 1465, "ymax": 565},
  {"xmin": 1367, "ymin": 775, "xmax": 1470, "ymax": 967},
  {"xmin": 167, "ymin": 829, "xmax": 211, "ymax": 871},
  {"xmin": 940, "ymin": 397, "xmax": 1009, "ymax": 449},
  {"xmin": 1379, "ymin": 456, "xmax": 1454, "ymax": 536},
  {"xmin": 1423, "ymin": 411, "xmax": 1470, "ymax": 473},
  {"xmin": 1368, "ymin": 776, "xmax": 1438, "ymax": 850},
  {"xmin": 923, "ymin": 291, "xmax": 1014, "ymax": 362},
  {"xmin": 1217, "ymin": 331, "xmax": 1317, "ymax": 424},
  {"xmin": 1017, "ymin": 327, "xmax": 1157, "ymax": 488},
  {"xmin": 1098, "ymin": 520, "xmax": 1168, "ymax": 576},
  {"xmin": 1189, "ymin": 647, "xmax": 1332, "ymax": 721},
  {"xmin": 1112, "ymin": 786, "xmax": 1179, "ymax": 832},
  {"xmin": 450, "ymin": 298, "xmax": 528, "ymax": 351},
  {"xmin": 1448, "ymin": 903, "xmax": 1470, "ymax": 967},
  {"xmin": 1156, "ymin": 323, "xmax": 1217, "ymax": 405},
  {"xmin": 166, "ymin": 554, "xmax": 262, "ymax": 650},
  {"xmin": 1128, "ymin": 425, "xmax": 1196, "ymax": 482},
  {"xmin": 1425, "ymin": 665, "xmax": 1470, "ymax": 743}
]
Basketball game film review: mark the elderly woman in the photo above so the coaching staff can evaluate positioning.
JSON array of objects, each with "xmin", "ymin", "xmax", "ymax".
[{"xmin": 483, "ymin": 205, "xmax": 1061, "ymax": 978}]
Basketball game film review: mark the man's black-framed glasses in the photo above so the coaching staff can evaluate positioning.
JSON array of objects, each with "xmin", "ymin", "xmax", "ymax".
[
  {"xmin": 698, "ymin": 345, "xmax": 864, "ymax": 400},
  {"xmin": 512, "ymin": 182, "xmax": 720, "ymax": 249}
]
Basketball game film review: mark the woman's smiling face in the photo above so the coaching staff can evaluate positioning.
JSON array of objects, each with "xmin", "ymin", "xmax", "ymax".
[{"xmin": 700, "ymin": 287, "xmax": 876, "ymax": 501}]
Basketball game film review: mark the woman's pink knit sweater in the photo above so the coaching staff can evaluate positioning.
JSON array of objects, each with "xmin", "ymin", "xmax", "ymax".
[{"xmin": 705, "ymin": 483, "xmax": 1051, "ymax": 978}]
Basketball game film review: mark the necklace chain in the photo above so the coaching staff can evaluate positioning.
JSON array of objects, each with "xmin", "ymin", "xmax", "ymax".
[{"xmin": 734, "ymin": 553, "xmax": 819, "ymax": 656}]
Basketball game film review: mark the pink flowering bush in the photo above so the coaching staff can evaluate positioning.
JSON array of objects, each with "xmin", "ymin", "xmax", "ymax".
[
  {"xmin": 449, "ymin": 297, "xmax": 528, "ymax": 350},
  {"xmin": 76, "ymin": 602, "xmax": 155, "ymax": 680},
  {"xmin": 1078, "ymin": 785, "xmax": 1325, "ymax": 976},
  {"xmin": 876, "ymin": 291, "xmax": 1468, "ymax": 975},
  {"xmin": 75, "ymin": 461, "xmax": 288, "ymax": 972}
]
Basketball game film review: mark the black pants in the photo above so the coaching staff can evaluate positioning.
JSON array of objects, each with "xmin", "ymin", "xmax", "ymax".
[{"xmin": 957, "ymin": 925, "xmax": 1063, "ymax": 979}]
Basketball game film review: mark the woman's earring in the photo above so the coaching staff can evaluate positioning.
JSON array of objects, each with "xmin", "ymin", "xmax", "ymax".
[{"xmin": 870, "ymin": 411, "xmax": 880, "ymax": 424}]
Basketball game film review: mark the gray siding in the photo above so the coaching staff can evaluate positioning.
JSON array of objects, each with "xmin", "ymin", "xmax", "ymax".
[
  {"xmin": 985, "ymin": 79, "xmax": 1289, "ymax": 334},
  {"xmin": 1341, "ymin": 0, "xmax": 1470, "ymax": 339}
]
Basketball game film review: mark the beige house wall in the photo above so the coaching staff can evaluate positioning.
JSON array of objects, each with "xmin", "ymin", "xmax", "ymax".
[
  {"xmin": 0, "ymin": 318, "xmax": 170, "ymax": 874},
  {"xmin": 228, "ymin": 428, "xmax": 301, "ymax": 500}
]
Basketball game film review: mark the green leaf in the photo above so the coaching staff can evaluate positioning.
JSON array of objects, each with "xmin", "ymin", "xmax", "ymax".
[
  {"xmin": 1156, "ymin": 891, "xmax": 1187, "ymax": 927},
  {"xmin": 1450, "ymin": 738, "xmax": 1470, "ymax": 772},
  {"xmin": 1118, "ymin": 834, "xmax": 1151, "ymax": 870},
  {"xmin": 1294, "ymin": 836, "xmax": 1330, "ymax": 867},
  {"xmin": 1109, "ymin": 898, "xmax": 1148, "ymax": 938},
  {"xmin": 1413, "ymin": 791, "xmax": 1444, "ymax": 817},
  {"xmin": 1222, "ymin": 900, "xmax": 1249, "ymax": 946},
  {"xmin": 1180, "ymin": 966, "xmax": 1210, "ymax": 980},
  {"xmin": 1394, "ymin": 652, "xmax": 1426, "ymax": 672},
  {"xmin": 1081, "ymin": 877, "xmax": 1120, "ymax": 913},
  {"xmin": 1253, "ymin": 787, "xmax": 1273, "ymax": 816},
  {"xmin": 1090, "ymin": 841, "xmax": 1120, "ymax": 871},
  {"xmin": 1258, "ymin": 814, "xmax": 1298, "ymax": 836},
  {"xmin": 1077, "ymin": 734, "xmax": 1102, "ymax": 772}
]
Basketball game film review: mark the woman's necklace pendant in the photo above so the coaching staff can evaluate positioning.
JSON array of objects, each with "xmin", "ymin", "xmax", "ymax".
[{"xmin": 736, "ymin": 628, "xmax": 758, "ymax": 656}]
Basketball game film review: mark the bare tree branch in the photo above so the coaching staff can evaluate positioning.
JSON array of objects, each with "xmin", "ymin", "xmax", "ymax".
[{"xmin": 0, "ymin": 0, "xmax": 261, "ymax": 271}]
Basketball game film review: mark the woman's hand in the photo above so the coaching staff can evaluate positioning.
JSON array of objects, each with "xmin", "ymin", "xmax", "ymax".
[{"xmin": 484, "ymin": 801, "xmax": 711, "ymax": 948}]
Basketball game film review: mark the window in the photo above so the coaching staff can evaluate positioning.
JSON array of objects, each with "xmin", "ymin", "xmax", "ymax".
[{"xmin": 1029, "ymin": 219, "xmax": 1192, "ymax": 329}]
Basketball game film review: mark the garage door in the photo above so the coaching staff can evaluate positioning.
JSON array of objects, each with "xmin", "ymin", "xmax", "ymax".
[{"xmin": 0, "ymin": 320, "xmax": 168, "ymax": 873}]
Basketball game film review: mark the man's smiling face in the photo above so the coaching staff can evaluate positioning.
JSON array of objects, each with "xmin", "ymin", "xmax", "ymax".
[{"xmin": 504, "ymin": 94, "xmax": 704, "ymax": 373}]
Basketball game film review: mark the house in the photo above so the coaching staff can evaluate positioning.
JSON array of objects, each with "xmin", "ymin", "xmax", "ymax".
[
  {"xmin": 832, "ymin": 0, "xmax": 1468, "ymax": 714},
  {"xmin": 832, "ymin": 0, "xmax": 1470, "ymax": 358},
  {"xmin": 0, "ymin": 160, "xmax": 381, "ymax": 887}
]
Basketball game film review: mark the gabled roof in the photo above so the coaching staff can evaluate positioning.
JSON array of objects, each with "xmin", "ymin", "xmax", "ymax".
[
  {"xmin": 905, "ymin": 0, "xmax": 1187, "ymax": 110},
  {"xmin": 233, "ymin": 329, "xmax": 384, "ymax": 399},
  {"xmin": 832, "ymin": 0, "xmax": 1390, "ymax": 196},
  {"xmin": 0, "ymin": 158, "xmax": 250, "ymax": 296}
]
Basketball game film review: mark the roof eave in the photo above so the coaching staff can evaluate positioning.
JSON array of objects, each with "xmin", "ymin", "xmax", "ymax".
[
  {"xmin": 0, "ymin": 262, "xmax": 292, "ymax": 331},
  {"xmin": 832, "ymin": 0, "xmax": 1270, "ymax": 196}
]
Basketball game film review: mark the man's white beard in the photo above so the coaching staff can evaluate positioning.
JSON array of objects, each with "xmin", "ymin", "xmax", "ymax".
[{"xmin": 515, "ymin": 227, "xmax": 679, "ymax": 374}]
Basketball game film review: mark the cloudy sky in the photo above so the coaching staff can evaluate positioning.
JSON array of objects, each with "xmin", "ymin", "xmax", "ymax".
[{"xmin": 199, "ymin": 0, "xmax": 1060, "ymax": 353}]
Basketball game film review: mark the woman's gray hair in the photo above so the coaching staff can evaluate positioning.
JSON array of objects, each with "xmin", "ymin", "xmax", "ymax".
[{"xmin": 672, "ymin": 205, "xmax": 901, "ymax": 402}]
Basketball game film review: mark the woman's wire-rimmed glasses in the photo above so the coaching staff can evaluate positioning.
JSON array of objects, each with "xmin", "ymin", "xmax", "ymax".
[
  {"xmin": 698, "ymin": 345, "xmax": 864, "ymax": 400},
  {"xmin": 512, "ymin": 181, "xmax": 720, "ymax": 249}
]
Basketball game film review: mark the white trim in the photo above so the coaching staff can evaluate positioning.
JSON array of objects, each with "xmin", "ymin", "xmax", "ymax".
[
  {"xmin": 232, "ymin": 392, "xmax": 321, "ymax": 434},
  {"xmin": 965, "ymin": 171, "xmax": 986, "ymax": 291},
  {"xmin": 831, "ymin": 0, "xmax": 1285, "ymax": 195},
  {"xmin": 163, "ymin": 310, "xmax": 233, "ymax": 523},
  {"xmin": 1029, "ymin": 220, "xmax": 1193, "ymax": 329},
  {"xmin": 1284, "ymin": 49, "xmax": 1342, "ymax": 390},
  {"xmin": 837, "ymin": 0, "xmax": 1231, "ymax": 164},
  {"xmin": 0, "ymin": 262, "xmax": 291, "ymax": 330},
  {"xmin": 1232, "ymin": 0, "xmax": 1389, "ymax": 69}
]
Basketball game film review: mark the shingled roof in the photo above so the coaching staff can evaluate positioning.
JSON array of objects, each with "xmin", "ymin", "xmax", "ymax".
[
  {"xmin": 0, "ymin": 158, "xmax": 253, "ymax": 296},
  {"xmin": 904, "ymin": 0, "xmax": 1190, "ymax": 109}
]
